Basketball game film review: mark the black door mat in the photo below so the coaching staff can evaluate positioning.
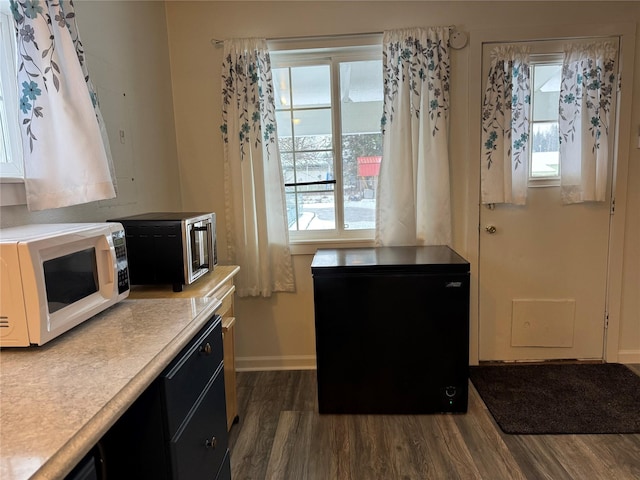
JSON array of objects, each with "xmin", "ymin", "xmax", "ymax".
[{"xmin": 469, "ymin": 363, "xmax": 640, "ymax": 434}]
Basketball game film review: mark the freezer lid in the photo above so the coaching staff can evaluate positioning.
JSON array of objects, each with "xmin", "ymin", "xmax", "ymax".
[{"xmin": 311, "ymin": 246, "xmax": 469, "ymax": 274}]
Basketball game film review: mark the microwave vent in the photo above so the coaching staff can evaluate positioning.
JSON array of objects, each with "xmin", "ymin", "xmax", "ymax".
[
  {"xmin": 124, "ymin": 224, "xmax": 181, "ymax": 239},
  {"xmin": 0, "ymin": 315, "xmax": 13, "ymax": 340}
]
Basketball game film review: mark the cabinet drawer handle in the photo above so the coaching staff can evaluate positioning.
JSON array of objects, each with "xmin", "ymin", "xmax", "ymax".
[
  {"xmin": 199, "ymin": 342, "xmax": 212, "ymax": 355},
  {"xmin": 205, "ymin": 436, "xmax": 217, "ymax": 449}
]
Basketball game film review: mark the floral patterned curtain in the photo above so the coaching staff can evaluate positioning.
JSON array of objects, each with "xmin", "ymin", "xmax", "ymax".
[
  {"xmin": 11, "ymin": 0, "xmax": 115, "ymax": 211},
  {"xmin": 376, "ymin": 27, "xmax": 452, "ymax": 246},
  {"xmin": 481, "ymin": 45, "xmax": 530, "ymax": 206},
  {"xmin": 559, "ymin": 42, "xmax": 617, "ymax": 204},
  {"xmin": 220, "ymin": 38, "xmax": 295, "ymax": 297}
]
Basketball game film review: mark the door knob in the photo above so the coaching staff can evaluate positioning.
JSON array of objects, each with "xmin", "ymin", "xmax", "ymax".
[{"xmin": 485, "ymin": 225, "xmax": 497, "ymax": 234}]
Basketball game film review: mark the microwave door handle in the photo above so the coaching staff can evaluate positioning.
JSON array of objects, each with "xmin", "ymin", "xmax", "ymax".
[
  {"xmin": 205, "ymin": 221, "xmax": 214, "ymax": 269},
  {"xmin": 101, "ymin": 249, "xmax": 115, "ymax": 287},
  {"xmin": 193, "ymin": 225, "xmax": 207, "ymax": 263}
]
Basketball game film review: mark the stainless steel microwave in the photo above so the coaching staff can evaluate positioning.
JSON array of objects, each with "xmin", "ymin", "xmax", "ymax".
[{"xmin": 109, "ymin": 212, "xmax": 216, "ymax": 292}]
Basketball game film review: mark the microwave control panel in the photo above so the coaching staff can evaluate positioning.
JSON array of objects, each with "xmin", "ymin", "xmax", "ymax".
[{"xmin": 112, "ymin": 229, "xmax": 130, "ymax": 295}]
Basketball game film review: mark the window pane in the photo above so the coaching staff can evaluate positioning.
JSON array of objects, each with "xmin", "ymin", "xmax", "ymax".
[
  {"xmin": 532, "ymin": 65, "xmax": 561, "ymax": 121},
  {"xmin": 531, "ymin": 64, "xmax": 561, "ymax": 178},
  {"xmin": 284, "ymin": 149, "xmax": 335, "ymax": 231},
  {"xmin": 531, "ymin": 122, "xmax": 559, "ymax": 177},
  {"xmin": 291, "ymin": 65, "xmax": 331, "ymax": 107},
  {"xmin": 286, "ymin": 190, "xmax": 336, "ymax": 231},
  {"xmin": 0, "ymin": 112, "xmax": 8, "ymax": 166},
  {"xmin": 274, "ymin": 65, "xmax": 332, "ymax": 109},
  {"xmin": 273, "ymin": 68, "xmax": 291, "ymax": 109},
  {"xmin": 291, "ymin": 151, "xmax": 334, "ymax": 186},
  {"xmin": 275, "ymin": 110, "xmax": 292, "ymax": 138},
  {"xmin": 340, "ymin": 60, "xmax": 383, "ymax": 230},
  {"xmin": 280, "ymin": 152, "xmax": 295, "ymax": 183},
  {"xmin": 291, "ymin": 109, "xmax": 332, "ymax": 142}
]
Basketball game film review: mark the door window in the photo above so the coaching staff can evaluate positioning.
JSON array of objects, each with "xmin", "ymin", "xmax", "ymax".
[
  {"xmin": 483, "ymin": 40, "xmax": 618, "ymax": 188},
  {"xmin": 529, "ymin": 59, "xmax": 562, "ymax": 180}
]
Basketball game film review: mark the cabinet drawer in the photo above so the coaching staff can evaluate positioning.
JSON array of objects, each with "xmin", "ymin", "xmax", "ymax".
[
  {"xmin": 171, "ymin": 365, "xmax": 229, "ymax": 480},
  {"xmin": 215, "ymin": 449, "xmax": 232, "ymax": 480},
  {"xmin": 162, "ymin": 315, "xmax": 223, "ymax": 436},
  {"xmin": 215, "ymin": 284, "xmax": 235, "ymax": 317}
]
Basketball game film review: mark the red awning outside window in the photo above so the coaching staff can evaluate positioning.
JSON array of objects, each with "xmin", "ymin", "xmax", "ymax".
[{"xmin": 357, "ymin": 156, "xmax": 382, "ymax": 177}]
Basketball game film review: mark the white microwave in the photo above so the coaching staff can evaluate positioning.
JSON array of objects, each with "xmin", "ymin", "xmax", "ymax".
[{"xmin": 0, "ymin": 223, "xmax": 130, "ymax": 347}]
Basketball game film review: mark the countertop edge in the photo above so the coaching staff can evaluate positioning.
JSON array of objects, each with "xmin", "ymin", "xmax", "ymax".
[
  {"xmin": 32, "ymin": 298, "xmax": 222, "ymax": 480},
  {"xmin": 208, "ymin": 265, "xmax": 241, "ymax": 297}
]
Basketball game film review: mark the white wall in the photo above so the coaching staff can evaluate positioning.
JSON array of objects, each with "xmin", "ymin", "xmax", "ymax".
[
  {"xmin": 5, "ymin": 2, "xmax": 634, "ymax": 366},
  {"xmin": 165, "ymin": 1, "xmax": 640, "ymax": 368},
  {"xmin": 0, "ymin": 0, "xmax": 182, "ymax": 228}
]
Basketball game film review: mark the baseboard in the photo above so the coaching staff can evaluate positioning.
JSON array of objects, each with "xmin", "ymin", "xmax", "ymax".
[
  {"xmin": 236, "ymin": 351, "xmax": 639, "ymax": 371},
  {"xmin": 236, "ymin": 355, "xmax": 317, "ymax": 371},
  {"xmin": 617, "ymin": 350, "xmax": 640, "ymax": 364}
]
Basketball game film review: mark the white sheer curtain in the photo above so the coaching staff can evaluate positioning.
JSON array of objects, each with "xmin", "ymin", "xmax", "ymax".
[
  {"xmin": 481, "ymin": 45, "xmax": 530, "ymax": 205},
  {"xmin": 376, "ymin": 27, "xmax": 452, "ymax": 246},
  {"xmin": 559, "ymin": 42, "xmax": 617, "ymax": 204},
  {"xmin": 11, "ymin": 0, "xmax": 115, "ymax": 211},
  {"xmin": 220, "ymin": 38, "xmax": 295, "ymax": 297}
]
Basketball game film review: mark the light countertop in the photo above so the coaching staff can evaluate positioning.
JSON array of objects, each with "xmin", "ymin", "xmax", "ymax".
[
  {"xmin": 127, "ymin": 265, "xmax": 240, "ymax": 299},
  {"xmin": 0, "ymin": 295, "xmax": 221, "ymax": 480}
]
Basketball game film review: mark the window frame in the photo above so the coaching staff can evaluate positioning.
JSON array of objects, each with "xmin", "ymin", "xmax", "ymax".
[
  {"xmin": 528, "ymin": 52, "xmax": 563, "ymax": 187},
  {"xmin": 270, "ymin": 44, "xmax": 382, "ymax": 246}
]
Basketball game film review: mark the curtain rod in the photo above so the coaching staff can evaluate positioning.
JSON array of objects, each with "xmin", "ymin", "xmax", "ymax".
[{"xmin": 210, "ymin": 26, "xmax": 458, "ymax": 47}]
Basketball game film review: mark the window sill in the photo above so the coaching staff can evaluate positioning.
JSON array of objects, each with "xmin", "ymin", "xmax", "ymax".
[
  {"xmin": 290, "ymin": 237, "xmax": 375, "ymax": 255},
  {"xmin": 529, "ymin": 177, "xmax": 560, "ymax": 188},
  {"xmin": 0, "ymin": 178, "xmax": 26, "ymax": 206}
]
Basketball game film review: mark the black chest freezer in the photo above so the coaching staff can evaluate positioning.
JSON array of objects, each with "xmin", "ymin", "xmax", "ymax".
[{"xmin": 311, "ymin": 245, "xmax": 470, "ymax": 414}]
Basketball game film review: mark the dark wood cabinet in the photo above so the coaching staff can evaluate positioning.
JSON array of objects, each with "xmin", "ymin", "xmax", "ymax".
[
  {"xmin": 101, "ymin": 314, "xmax": 231, "ymax": 479},
  {"xmin": 170, "ymin": 365, "xmax": 228, "ymax": 479},
  {"xmin": 128, "ymin": 265, "xmax": 241, "ymax": 431}
]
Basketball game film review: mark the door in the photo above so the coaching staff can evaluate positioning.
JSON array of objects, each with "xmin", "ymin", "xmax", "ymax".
[{"xmin": 478, "ymin": 40, "xmax": 618, "ymax": 362}]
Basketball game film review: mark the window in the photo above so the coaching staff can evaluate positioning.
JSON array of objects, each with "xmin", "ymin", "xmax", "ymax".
[
  {"xmin": 529, "ymin": 55, "xmax": 562, "ymax": 180},
  {"xmin": 485, "ymin": 39, "xmax": 618, "ymax": 190},
  {"xmin": 0, "ymin": 0, "xmax": 23, "ymax": 178},
  {"xmin": 271, "ymin": 46, "xmax": 383, "ymax": 241}
]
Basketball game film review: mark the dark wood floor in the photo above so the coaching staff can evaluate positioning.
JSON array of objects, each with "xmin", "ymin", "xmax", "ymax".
[{"xmin": 229, "ymin": 365, "xmax": 640, "ymax": 480}]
